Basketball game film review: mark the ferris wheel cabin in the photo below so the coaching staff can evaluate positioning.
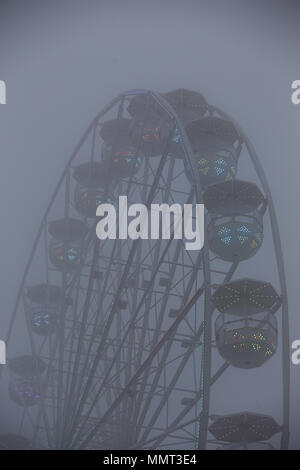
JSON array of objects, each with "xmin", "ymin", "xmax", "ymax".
[{"xmin": 203, "ymin": 179, "xmax": 266, "ymax": 262}]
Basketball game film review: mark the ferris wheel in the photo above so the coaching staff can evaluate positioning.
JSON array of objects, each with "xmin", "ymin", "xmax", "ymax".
[{"xmin": 1, "ymin": 89, "xmax": 290, "ymax": 450}]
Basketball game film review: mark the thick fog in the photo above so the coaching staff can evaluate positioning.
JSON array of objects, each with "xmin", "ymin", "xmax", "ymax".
[{"xmin": 0, "ymin": 0, "xmax": 299, "ymax": 449}]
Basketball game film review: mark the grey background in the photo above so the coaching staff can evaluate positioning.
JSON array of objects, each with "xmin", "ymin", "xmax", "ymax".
[{"xmin": 0, "ymin": 0, "xmax": 299, "ymax": 448}]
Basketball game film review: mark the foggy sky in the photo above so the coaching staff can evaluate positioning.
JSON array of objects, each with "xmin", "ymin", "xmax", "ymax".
[{"xmin": 0, "ymin": 0, "xmax": 299, "ymax": 449}]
